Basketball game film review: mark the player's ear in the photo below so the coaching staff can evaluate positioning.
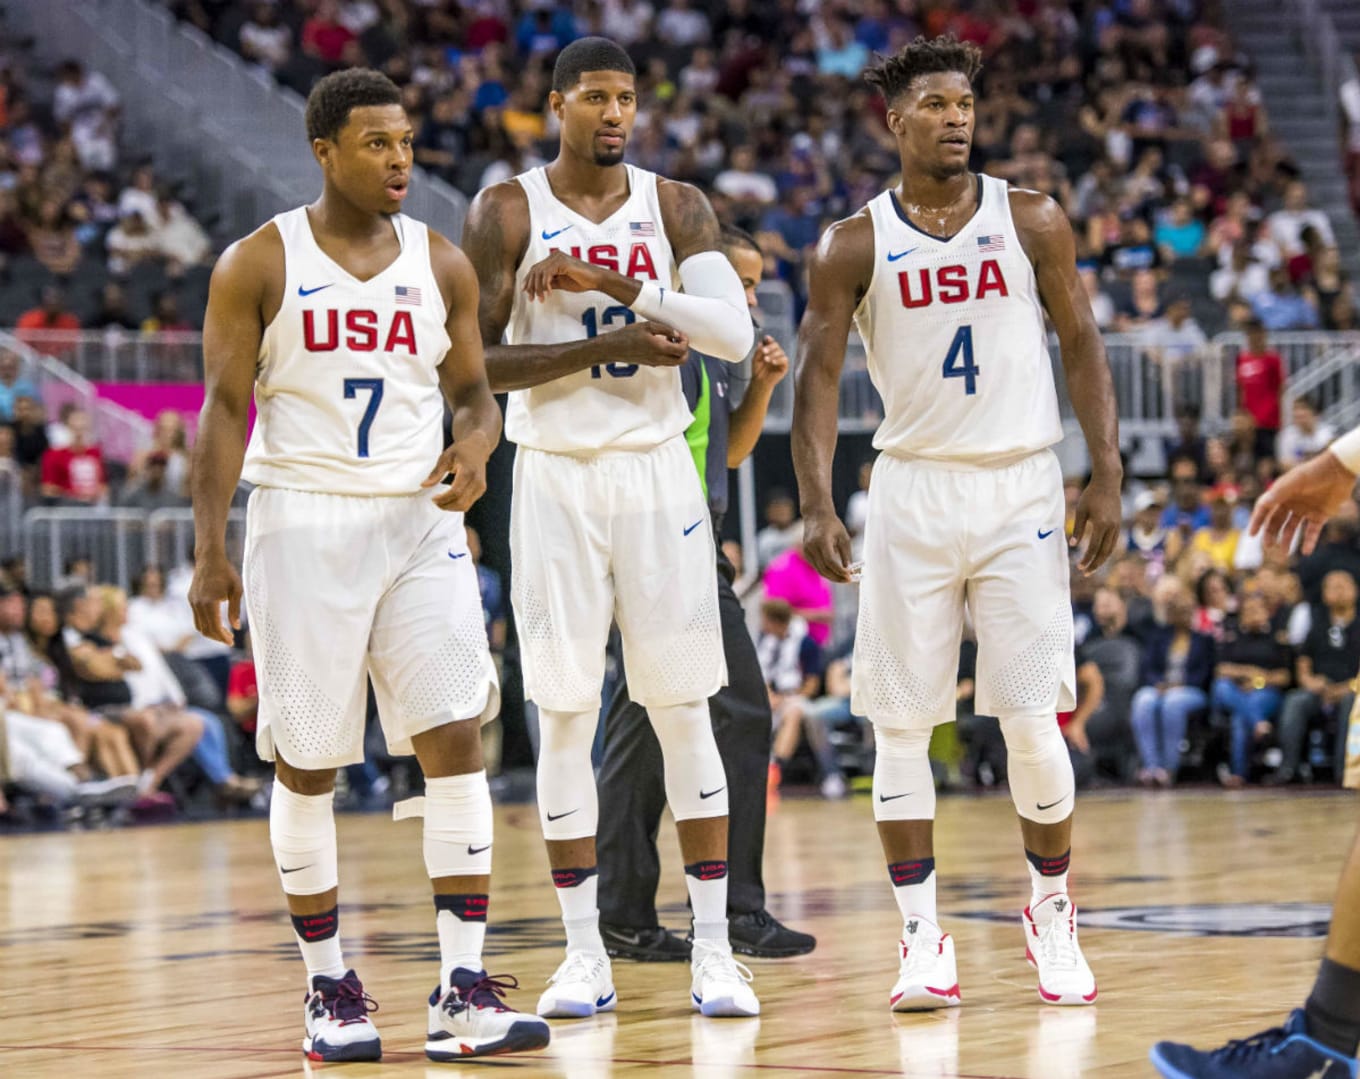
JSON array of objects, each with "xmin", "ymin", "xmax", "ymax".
[
  {"xmin": 312, "ymin": 137, "xmax": 332, "ymax": 169},
  {"xmin": 885, "ymin": 108, "xmax": 906, "ymax": 137},
  {"xmin": 548, "ymin": 90, "xmax": 566, "ymax": 121}
]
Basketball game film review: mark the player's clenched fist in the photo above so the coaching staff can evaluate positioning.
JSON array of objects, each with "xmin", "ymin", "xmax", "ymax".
[
  {"xmin": 609, "ymin": 321, "xmax": 691, "ymax": 367},
  {"xmin": 188, "ymin": 553, "xmax": 242, "ymax": 645},
  {"xmin": 424, "ymin": 430, "xmax": 494, "ymax": 512},
  {"xmin": 521, "ymin": 250, "xmax": 606, "ymax": 300}
]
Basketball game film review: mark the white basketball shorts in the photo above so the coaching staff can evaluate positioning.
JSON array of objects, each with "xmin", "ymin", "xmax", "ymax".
[
  {"xmin": 851, "ymin": 449, "xmax": 1076, "ymax": 729},
  {"xmin": 243, "ymin": 486, "xmax": 499, "ymax": 771},
  {"xmin": 510, "ymin": 435, "xmax": 726, "ymax": 712}
]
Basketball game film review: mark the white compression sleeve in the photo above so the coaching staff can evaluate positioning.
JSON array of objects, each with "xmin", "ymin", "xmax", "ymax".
[
  {"xmin": 628, "ymin": 252, "xmax": 754, "ymax": 362},
  {"xmin": 1330, "ymin": 427, "xmax": 1360, "ymax": 474}
]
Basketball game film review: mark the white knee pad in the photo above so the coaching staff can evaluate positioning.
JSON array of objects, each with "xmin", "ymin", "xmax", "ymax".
[
  {"xmin": 649, "ymin": 699, "xmax": 728, "ymax": 820},
  {"xmin": 872, "ymin": 726, "xmax": 937, "ymax": 822},
  {"xmin": 423, "ymin": 771, "xmax": 494, "ymax": 878},
  {"xmin": 536, "ymin": 708, "xmax": 600, "ymax": 840},
  {"xmin": 269, "ymin": 780, "xmax": 339, "ymax": 896},
  {"xmin": 1000, "ymin": 713, "xmax": 1074, "ymax": 824}
]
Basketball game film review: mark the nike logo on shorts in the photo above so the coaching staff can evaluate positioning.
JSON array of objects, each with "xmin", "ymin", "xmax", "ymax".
[
  {"xmin": 1036, "ymin": 794, "xmax": 1070, "ymax": 811},
  {"xmin": 683, "ymin": 519, "xmax": 703, "ymax": 536},
  {"xmin": 1037, "ymin": 528, "xmax": 1055, "ymax": 540},
  {"xmin": 448, "ymin": 550, "xmax": 467, "ymax": 559},
  {"xmin": 878, "ymin": 792, "xmax": 911, "ymax": 802},
  {"xmin": 467, "ymin": 844, "xmax": 491, "ymax": 855},
  {"xmin": 298, "ymin": 284, "xmax": 333, "ymax": 297},
  {"xmin": 699, "ymin": 786, "xmax": 725, "ymax": 799},
  {"xmin": 280, "ymin": 865, "xmax": 310, "ymax": 874},
  {"xmin": 541, "ymin": 225, "xmax": 573, "ymax": 240},
  {"xmin": 546, "ymin": 808, "xmax": 579, "ymax": 821}
]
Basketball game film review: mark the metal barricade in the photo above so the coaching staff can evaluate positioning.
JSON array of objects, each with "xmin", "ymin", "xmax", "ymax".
[
  {"xmin": 22, "ymin": 509, "xmax": 149, "ymax": 592},
  {"xmin": 0, "ymin": 471, "xmax": 23, "ymax": 559},
  {"xmin": 146, "ymin": 508, "xmax": 247, "ymax": 572}
]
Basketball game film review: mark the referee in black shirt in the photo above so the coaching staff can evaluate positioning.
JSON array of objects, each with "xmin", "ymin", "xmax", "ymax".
[{"xmin": 596, "ymin": 226, "xmax": 815, "ymax": 960}]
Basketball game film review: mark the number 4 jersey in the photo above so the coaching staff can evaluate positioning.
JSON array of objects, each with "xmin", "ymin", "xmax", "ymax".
[
  {"xmin": 504, "ymin": 164, "xmax": 689, "ymax": 454},
  {"xmin": 242, "ymin": 207, "xmax": 451, "ymax": 495},
  {"xmin": 853, "ymin": 174, "xmax": 1063, "ymax": 463}
]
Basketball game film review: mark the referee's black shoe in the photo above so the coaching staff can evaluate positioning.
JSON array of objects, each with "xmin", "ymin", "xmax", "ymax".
[
  {"xmin": 727, "ymin": 910, "xmax": 816, "ymax": 958},
  {"xmin": 599, "ymin": 923, "xmax": 692, "ymax": 962}
]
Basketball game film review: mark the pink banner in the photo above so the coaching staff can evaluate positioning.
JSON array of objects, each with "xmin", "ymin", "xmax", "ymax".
[{"xmin": 93, "ymin": 382, "xmax": 256, "ymax": 439}]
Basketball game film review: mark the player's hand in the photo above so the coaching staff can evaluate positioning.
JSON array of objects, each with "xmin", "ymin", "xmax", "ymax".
[
  {"xmin": 521, "ymin": 250, "xmax": 604, "ymax": 301},
  {"xmin": 752, "ymin": 335, "xmax": 790, "ymax": 386},
  {"xmin": 612, "ymin": 321, "xmax": 691, "ymax": 367},
  {"xmin": 1070, "ymin": 474, "xmax": 1121, "ymax": 575},
  {"xmin": 802, "ymin": 511, "xmax": 854, "ymax": 583},
  {"xmin": 188, "ymin": 552, "xmax": 242, "ymax": 646},
  {"xmin": 423, "ymin": 431, "xmax": 493, "ymax": 512},
  {"xmin": 1249, "ymin": 449, "xmax": 1359, "ymax": 555}
]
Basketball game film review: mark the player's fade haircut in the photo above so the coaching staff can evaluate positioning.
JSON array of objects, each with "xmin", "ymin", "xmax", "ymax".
[
  {"xmin": 306, "ymin": 68, "xmax": 404, "ymax": 143},
  {"xmin": 552, "ymin": 36, "xmax": 636, "ymax": 93},
  {"xmin": 864, "ymin": 34, "xmax": 984, "ymax": 105},
  {"xmin": 719, "ymin": 224, "xmax": 763, "ymax": 258}
]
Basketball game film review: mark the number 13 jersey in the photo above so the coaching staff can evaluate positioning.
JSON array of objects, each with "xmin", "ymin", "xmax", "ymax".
[
  {"xmin": 852, "ymin": 174, "xmax": 1063, "ymax": 463},
  {"xmin": 242, "ymin": 207, "xmax": 451, "ymax": 496},
  {"xmin": 504, "ymin": 165, "xmax": 688, "ymax": 454}
]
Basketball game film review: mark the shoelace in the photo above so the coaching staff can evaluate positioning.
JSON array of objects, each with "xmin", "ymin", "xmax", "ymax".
[
  {"xmin": 900, "ymin": 930, "xmax": 944, "ymax": 979},
  {"xmin": 1209, "ymin": 1025, "xmax": 1291, "ymax": 1063},
  {"xmin": 324, "ymin": 977, "xmax": 379, "ymax": 1024},
  {"xmin": 1034, "ymin": 912, "xmax": 1081, "ymax": 972},
  {"xmin": 548, "ymin": 952, "xmax": 608, "ymax": 989},
  {"xmin": 449, "ymin": 973, "xmax": 520, "ymax": 1014},
  {"xmin": 692, "ymin": 942, "xmax": 754, "ymax": 988}
]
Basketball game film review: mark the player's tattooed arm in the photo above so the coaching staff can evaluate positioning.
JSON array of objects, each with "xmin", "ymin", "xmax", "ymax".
[
  {"xmin": 464, "ymin": 182, "xmax": 686, "ymax": 388},
  {"xmin": 427, "ymin": 231, "xmax": 500, "ymax": 512},
  {"xmin": 1012, "ymin": 188, "xmax": 1122, "ymax": 574},
  {"xmin": 792, "ymin": 212, "xmax": 874, "ymax": 584},
  {"xmin": 188, "ymin": 225, "xmax": 278, "ymax": 642},
  {"xmin": 657, "ymin": 179, "xmax": 723, "ymax": 264}
]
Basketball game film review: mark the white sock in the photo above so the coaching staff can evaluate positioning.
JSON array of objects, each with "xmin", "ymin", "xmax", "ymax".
[
  {"xmin": 294, "ymin": 919, "xmax": 346, "ymax": 986},
  {"xmin": 434, "ymin": 896, "xmax": 487, "ymax": 985},
  {"xmin": 553, "ymin": 867, "xmax": 604, "ymax": 953},
  {"xmin": 888, "ymin": 857, "xmax": 938, "ymax": 927},
  {"xmin": 685, "ymin": 859, "xmax": 729, "ymax": 942},
  {"xmin": 1028, "ymin": 862, "xmax": 1069, "ymax": 906}
]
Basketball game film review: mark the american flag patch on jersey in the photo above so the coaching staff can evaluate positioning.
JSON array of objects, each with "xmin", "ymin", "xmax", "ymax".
[
  {"xmin": 976, "ymin": 234, "xmax": 1006, "ymax": 252},
  {"xmin": 394, "ymin": 285, "xmax": 422, "ymax": 306},
  {"xmin": 629, "ymin": 221, "xmax": 656, "ymax": 237}
]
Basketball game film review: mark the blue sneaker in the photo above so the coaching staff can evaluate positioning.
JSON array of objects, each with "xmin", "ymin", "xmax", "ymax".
[{"xmin": 1150, "ymin": 1011, "xmax": 1359, "ymax": 1078}]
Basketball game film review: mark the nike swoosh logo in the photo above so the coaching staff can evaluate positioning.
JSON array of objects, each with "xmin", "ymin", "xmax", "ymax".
[
  {"xmin": 878, "ymin": 792, "xmax": 912, "ymax": 802},
  {"xmin": 683, "ymin": 519, "xmax": 703, "ymax": 536},
  {"xmin": 1036, "ymin": 794, "xmax": 1070, "ymax": 811},
  {"xmin": 541, "ymin": 225, "xmax": 573, "ymax": 240},
  {"xmin": 467, "ymin": 844, "xmax": 491, "ymax": 855},
  {"xmin": 297, "ymin": 284, "xmax": 333, "ymax": 297},
  {"xmin": 595, "ymin": 992, "xmax": 615, "ymax": 1008},
  {"xmin": 280, "ymin": 865, "xmax": 311, "ymax": 874},
  {"xmin": 448, "ymin": 551, "xmax": 467, "ymax": 559},
  {"xmin": 546, "ymin": 808, "xmax": 579, "ymax": 821},
  {"xmin": 1037, "ymin": 529, "xmax": 1055, "ymax": 540},
  {"xmin": 699, "ymin": 786, "xmax": 725, "ymax": 799},
  {"xmin": 887, "ymin": 248, "xmax": 918, "ymax": 262}
]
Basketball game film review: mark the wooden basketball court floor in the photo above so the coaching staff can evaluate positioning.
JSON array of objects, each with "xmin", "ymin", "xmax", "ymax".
[{"xmin": 1, "ymin": 789, "xmax": 1354, "ymax": 1078}]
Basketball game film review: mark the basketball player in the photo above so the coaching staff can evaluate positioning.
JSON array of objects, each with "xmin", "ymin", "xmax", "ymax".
[
  {"xmin": 1151, "ymin": 435, "xmax": 1360, "ymax": 1078},
  {"xmin": 791, "ymin": 35, "xmax": 1122, "ymax": 1010},
  {"xmin": 595, "ymin": 226, "xmax": 815, "ymax": 962},
  {"xmin": 461, "ymin": 37, "xmax": 760, "ymax": 1018},
  {"xmin": 187, "ymin": 69, "xmax": 548, "ymax": 1062}
]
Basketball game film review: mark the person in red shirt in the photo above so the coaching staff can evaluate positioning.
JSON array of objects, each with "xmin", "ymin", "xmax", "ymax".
[
  {"xmin": 300, "ymin": 0, "xmax": 356, "ymax": 68},
  {"xmin": 39, "ymin": 406, "xmax": 106, "ymax": 504},
  {"xmin": 16, "ymin": 285, "xmax": 81, "ymax": 358},
  {"xmin": 1236, "ymin": 319, "xmax": 1283, "ymax": 460}
]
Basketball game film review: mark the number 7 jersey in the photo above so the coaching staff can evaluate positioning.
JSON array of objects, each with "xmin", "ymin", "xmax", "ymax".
[
  {"xmin": 242, "ymin": 206, "xmax": 451, "ymax": 496},
  {"xmin": 852, "ymin": 174, "xmax": 1063, "ymax": 463},
  {"xmin": 503, "ymin": 164, "xmax": 689, "ymax": 454}
]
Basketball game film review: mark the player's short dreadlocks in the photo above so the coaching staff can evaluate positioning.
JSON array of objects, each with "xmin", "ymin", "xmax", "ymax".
[
  {"xmin": 305, "ymin": 68, "xmax": 402, "ymax": 143},
  {"xmin": 863, "ymin": 35, "xmax": 984, "ymax": 104}
]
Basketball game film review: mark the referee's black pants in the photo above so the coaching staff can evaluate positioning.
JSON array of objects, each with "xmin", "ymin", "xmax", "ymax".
[{"xmin": 597, "ymin": 546, "xmax": 772, "ymax": 925}]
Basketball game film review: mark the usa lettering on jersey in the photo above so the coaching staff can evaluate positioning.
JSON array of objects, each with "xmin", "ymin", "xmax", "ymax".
[
  {"xmin": 302, "ymin": 309, "xmax": 419, "ymax": 354},
  {"xmin": 897, "ymin": 259, "xmax": 1010, "ymax": 308},
  {"xmin": 551, "ymin": 242, "xmax": 659, "ymax": 280}
]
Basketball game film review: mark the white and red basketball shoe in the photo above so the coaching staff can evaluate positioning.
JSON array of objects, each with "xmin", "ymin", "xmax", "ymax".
[
  {"xmin": 1023, "ymin": 893, "xmax": 1098, "ymax": 1005},
  {"xmin": 302, "ymin": 970, "xmax": 381, "ymax": 1062},
  {"xmin": 890, "ymin": 917, "xmax": 962, "ymax": 1011}
]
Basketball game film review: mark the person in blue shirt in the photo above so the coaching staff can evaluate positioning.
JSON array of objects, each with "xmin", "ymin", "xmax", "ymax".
[
  {"xmin": 596, "ymin": 227, "xmax": 816, "ymax": 960},
  {"xmin": 0, "ymin": 350, "xmax": 39, "ymax": 424}
]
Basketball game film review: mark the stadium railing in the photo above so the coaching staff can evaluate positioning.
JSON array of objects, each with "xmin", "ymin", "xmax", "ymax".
[{"xmin": 7, "ymin": 0, "xmax": 470, "ymax": 244}]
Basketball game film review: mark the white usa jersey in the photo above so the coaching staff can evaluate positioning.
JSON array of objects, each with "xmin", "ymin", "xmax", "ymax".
[
  {"xmin": 242, "ymin": 207, "xmax": 451, "ymax": 495},
  {"xmin": 853, "ymin": 174, "xmax": 1063, "ymax": 462},
  {"xmin": 504, "ymin": 165, "xmax": 688, "ymax": 454}
]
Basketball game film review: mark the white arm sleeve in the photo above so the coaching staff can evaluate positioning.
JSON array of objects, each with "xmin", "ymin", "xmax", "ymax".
[
  {"xmin": 1330, "ymin": 427, "xmax": 1360, "ymax": 475},
  {"xmin": 628, "ymin": 251, "xmax": 755, "ymax": 363}
]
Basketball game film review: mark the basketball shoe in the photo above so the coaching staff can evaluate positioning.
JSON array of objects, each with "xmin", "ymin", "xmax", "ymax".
[
  {"xmin": 890, "ymin": 917, "xmax": 962, "ymax": 1011},
  {"xmin": 426, "ymin": 969, "xmax": 550, "ymax": 1061},
  {"xmin": 302, "ymin": 970, "xmax": 381, "ymax": 1062},
  {"xmin": 1023, "ymin": 893, "xmax": 1097, "ymax": 1005},
  {"xmin": 1150, "ymin": 1011, "xmax": 1359, "ymax": 1078},
  {"xmin": 690, "ymin": 938, "xmax": 760, "ymax": 1017},
  {"xmin": 537, "ymin": 951, "xmax": 617, "ymax": 1018}
]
